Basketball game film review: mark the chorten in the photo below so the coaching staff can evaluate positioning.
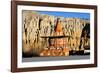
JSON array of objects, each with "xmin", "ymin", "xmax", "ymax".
[
  {"xmin": 54, "ymin": 18, "xmax": 65, "ymax": 47},
  {"xmin": 40, "ymin": 18, "xmax": 69, "ymax": 56}
]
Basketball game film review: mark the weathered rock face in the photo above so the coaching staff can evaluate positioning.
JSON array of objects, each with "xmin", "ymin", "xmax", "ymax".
[
  {"xmin": 22, "ymin": 11, "xmax": 41, "ymax": 55},
  {"xmin": 22, "ymin": 11, "xmax": 90, "ymax": 57},
  {"xmin": 62, "ymin": 18, "xmax": 90, "ymax": 51}
]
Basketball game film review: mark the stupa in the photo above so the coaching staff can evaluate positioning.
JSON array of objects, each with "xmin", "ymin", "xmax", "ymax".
[{"xmin": 40, "ymin": 18, "xmax": 69, "ymax": 56}]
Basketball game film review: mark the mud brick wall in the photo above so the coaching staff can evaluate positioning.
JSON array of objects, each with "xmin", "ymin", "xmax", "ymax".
[{"xmin": 22, "ymin": 11, "xmax": 90, "ymax": 55}]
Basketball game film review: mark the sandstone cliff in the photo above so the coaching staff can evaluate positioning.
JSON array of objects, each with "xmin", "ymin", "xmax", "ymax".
[{"xmin": 22, "ymin": 10, "xmax": 90, "ymax": 56}]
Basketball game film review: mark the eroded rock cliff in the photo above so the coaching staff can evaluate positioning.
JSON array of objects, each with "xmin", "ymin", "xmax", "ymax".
[{"xmin": 22, "ymin": 10, "xmax": 90, "ymax": 57}]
